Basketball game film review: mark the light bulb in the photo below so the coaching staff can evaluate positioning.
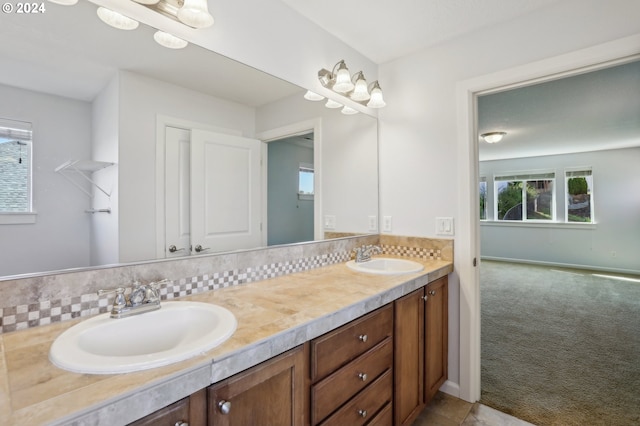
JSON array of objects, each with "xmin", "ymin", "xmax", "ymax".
[
  {"xmin": 350, "ymin": 72, "xmax": 370, "ymax": 101},
  {"xmin": 366, "ymin": 81, "xmax": 386, "ymax": 108},
  {"xmin": 177, "ymin": 0, "xmax": 214, "ymax": 29},
  {"xmin": 97, "ymin": 7, "xmax": 139, "ymax": 30},
  {"xmin": 154, "ymin": 31, "xmax": 188, "ymax": 49}
]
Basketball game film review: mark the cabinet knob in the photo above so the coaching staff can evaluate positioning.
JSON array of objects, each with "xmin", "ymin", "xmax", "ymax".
[
  {"xmin": 218, "ymin": 400, "xmax": 231, "ymax": 415},
  {"xmin": 174, "ymin": 422, "xmax": 188, "ymax": 426},
  {"xmin": 358, "ymin": 372, "xmax": 368, "ymax": 381},
  {"xmin": 358, "ymin": 334, "xmax": 368, "ymax": 343},
  {"xmin": 358, "ymin": 409, "xmax": 367, "ymax": 418},
  {"xmin": 429, "ymin": 290, "xmax": 437, "ymax": 296},
  {"xmin": 422, "ymin": 295, "xmax": 428, "ymax": 301}
]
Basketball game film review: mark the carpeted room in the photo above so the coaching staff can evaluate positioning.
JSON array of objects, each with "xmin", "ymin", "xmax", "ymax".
[{"xmin": 477, "ymin": 60, "xmax": 640, "ymax": 425}]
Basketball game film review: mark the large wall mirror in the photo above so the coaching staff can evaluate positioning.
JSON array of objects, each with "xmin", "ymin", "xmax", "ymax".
[{"xmin": 0, "ymin": 1, "xmax": 379, "ymax": 278}]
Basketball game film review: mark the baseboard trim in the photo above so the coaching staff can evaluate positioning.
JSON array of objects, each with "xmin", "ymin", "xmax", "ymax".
[
  {"xmin": 439, "ymin": 380, "xmax": 462, "ymax": 399},
  {"xmin": 480, "ymin": 256, "xmax": 640, "ymax": 276}
]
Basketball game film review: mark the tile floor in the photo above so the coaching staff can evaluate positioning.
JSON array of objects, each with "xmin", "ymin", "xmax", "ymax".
[{"xmin": 412, "ymin": 392, "xmax": 535, "ymax": 426}]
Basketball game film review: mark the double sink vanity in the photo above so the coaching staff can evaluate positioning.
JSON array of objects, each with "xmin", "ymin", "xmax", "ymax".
[{"xmin": 0, "ymin": 239, "xmax": 452, "ymax": 425}]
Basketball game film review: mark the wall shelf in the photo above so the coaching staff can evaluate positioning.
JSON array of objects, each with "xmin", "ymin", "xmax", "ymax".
[{"xmin": 55, "ymin": 159, "xmax": 116, "ymax": 199}]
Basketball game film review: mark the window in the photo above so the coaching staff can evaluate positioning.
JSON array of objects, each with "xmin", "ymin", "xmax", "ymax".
[
  {"xmin": 0, "ymin": 118, "xmax": 32, "ymax": 214},
  {"xmin": 298, "ymin": 163, "xmax": 314, "ymax": 200},
  {"xmin": 494, "ymin": 172, "xmax": 555, "ymax": 221},
  {"xmin": 566, "ymin": 169, "xmax": 593, "ymax": 223},
  {"xmin": 479, "ymin": 177, "xmax": 487, "ymax": 220}
]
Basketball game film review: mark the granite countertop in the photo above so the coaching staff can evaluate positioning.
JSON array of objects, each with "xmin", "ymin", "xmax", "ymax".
[{"xmin": 0, "ymin": 258, "xmax": 452, "ymax": 426}]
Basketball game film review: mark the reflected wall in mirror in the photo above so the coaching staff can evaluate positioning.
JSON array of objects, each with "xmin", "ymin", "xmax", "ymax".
[{"xmin": 0, "ymin": 1, "xmax": 378, "ymax": 278}]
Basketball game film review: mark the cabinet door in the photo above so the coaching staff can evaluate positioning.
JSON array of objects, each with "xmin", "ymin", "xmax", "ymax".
[
  {"xmin": 207, "ymin": 345, "xmax": 306, "ymax": 426},
  {"xmin": 393, "ymin": 288, "xmax": 425, "ymax": 426},
  {"xmin": 128, "ymin": 389, "xmax": 206, "ymax": 426},
  {"xmin": 425, "ymin": 276, "xmax": 448, "ymax": 403}
]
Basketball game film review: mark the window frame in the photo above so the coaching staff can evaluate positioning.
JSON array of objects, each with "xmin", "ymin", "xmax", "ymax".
[
  {"xmin": 493, "ymin": 171, "xmax": 556, "ymax": 222},
  {"xmin": 565, "ymin": 168, "xmax": 594, "ymax": 224},
  {"xmin": 0, "ymin": 118, "xmax": 35, "ymax": 224}
]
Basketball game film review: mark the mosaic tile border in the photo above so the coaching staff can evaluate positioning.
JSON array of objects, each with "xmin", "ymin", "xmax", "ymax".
[
  {"xmin": 380, "ymin": 244, "xmax": 443, "ymax": 260},
  {"xmin": 0, "ymin": 251, "xmax": 351, "ymax": 334}
]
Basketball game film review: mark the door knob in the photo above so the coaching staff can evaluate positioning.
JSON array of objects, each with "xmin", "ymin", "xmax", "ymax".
[
  {"xmin": 194, "ymin": 244, "xmax": 210, "ymax": 253},
  {"xmin": 168, "ymin": 245, "xmax": 184, "ymax": 253}
]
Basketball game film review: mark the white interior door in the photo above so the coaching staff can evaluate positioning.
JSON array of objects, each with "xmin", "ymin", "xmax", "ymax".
[
  {"xmin": 164, "ymin": 127, "xmax": 192, "ymax": 258},
  {"xmin": 190, "ymin": 129, "xmax": 262, "ymax": 253}
]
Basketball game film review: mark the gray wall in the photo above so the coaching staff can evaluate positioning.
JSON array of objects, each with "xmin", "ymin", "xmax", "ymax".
[{"xmin": 480, "ymin": 147, "xmax": 640, "ymax": 273}]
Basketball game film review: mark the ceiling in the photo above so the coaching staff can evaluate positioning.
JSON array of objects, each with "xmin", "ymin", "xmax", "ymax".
[{"xmin": 279, "ymin": 0, "xmax": 561, "ymax": 64}]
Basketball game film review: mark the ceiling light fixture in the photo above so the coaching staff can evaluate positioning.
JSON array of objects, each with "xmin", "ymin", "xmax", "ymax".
[
  {"xmin": 46, "ymin": 0, "xmax": 78, "ymax": 5},
  {"xmin": 315, "ymin": 60, "xmax": 386, "ymax": 109},
  {"xmin": 341, "ymin": 106, "xmax": 359, "ymax": 115},
  {"xmin": 325, "ymin": 99, "xmax": 343, "ymax": 109},
  {"xmin": 480, "ymin": 131, "xmax": 507, "ymax": 143}
]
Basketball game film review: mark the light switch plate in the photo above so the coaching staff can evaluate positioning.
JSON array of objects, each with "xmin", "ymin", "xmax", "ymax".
[
  {"xmin": 383, "ymin": 216, "xmax": 392, "ymax": 233},
  {"xmin": 436, "ymin": 217, "xmax": 454, "ymax": 236},
  {"xmin": 324, "ymin": 215, "xmax": 336, "ymax": 230},
  {"xmin": 368, "ymin": 215, "xmax": 378, "ymax": 232}
]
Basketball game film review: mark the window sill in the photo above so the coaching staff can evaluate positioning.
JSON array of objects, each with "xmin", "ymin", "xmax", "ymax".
[
  {"xmin": 480, "ymin": 220, "xmax": 596, "ymax": 230},
  {"xmin": 0, "ymin": 212, "xmax": 37, "ymax": 225}
]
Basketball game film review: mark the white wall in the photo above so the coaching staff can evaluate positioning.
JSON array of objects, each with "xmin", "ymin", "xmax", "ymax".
[
  {"xmin": 378, "ymin": 0, "xmax": 640, "ymax": 398},
  {"xmin": 117, "ymin": 71, "xmax": 256, "ymax": 263},
  {"xmin": 480, "ymin": 148, "xmax": 640, "ymax": 273},
  {"xmin": 91, "ymin": 74, "xmax": 119, "ymax": 266},
  {"xmin": 256, "ymin": 93, "xmax": 379, "ymax": 235},
  {"xmin": 0, "ymin": 84, "xmax": 92, "ymax": 276}
]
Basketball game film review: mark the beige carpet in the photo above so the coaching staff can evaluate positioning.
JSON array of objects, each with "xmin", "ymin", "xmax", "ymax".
[{"xmin": 480, "ymin": 260, "xmax": 640, "ymax": 426}]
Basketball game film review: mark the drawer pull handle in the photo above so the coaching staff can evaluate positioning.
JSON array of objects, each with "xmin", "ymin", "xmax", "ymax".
[
  {"xmin": 358, "ymin": 372, "xmax": 368, "ymax": 381},
  {"xmin": 358, "ymin": 334, "xmax": 368, "ymax": 343},
  {"xmin": 358, "ymin": 409, "xmax": 367, "ymax": 418},
  {"xmin": 218, "ymin": 400, "xmax": 231, "ymax": 415}
]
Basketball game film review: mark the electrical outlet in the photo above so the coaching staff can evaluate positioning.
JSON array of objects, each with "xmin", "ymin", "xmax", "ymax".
[
  {"xmin": 368, "ymin": 215, "xmax": 378, "ymax": 232},
  {"xmin": 324, "ymin": 215, "xmax": 336, "ymax": 230},
  {"xmin": 383, "ymin": 216, "xmax": 392, "ymax": 233},
  {"xmin": 436, "ymin": 217, "xmax": 454, "ymax": 236}
]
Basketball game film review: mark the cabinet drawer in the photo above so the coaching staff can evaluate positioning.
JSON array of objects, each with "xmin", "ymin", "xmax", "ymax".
[
  {"xmin": 367, "ymin": 402, "xmax": 393, "ymax": 426},
  {"xmin": 311, "ymin": 337, "xmax": 392, "ymax": 424},
  {"xmin": 311, "ymin": 304, "xmax": 393, "ymax": 381},
  {"xmin": 319, "ymin": 369, "xmax": 392, "ymax": 426}
]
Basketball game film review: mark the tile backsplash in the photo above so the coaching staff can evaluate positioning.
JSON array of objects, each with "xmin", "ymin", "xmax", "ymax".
[{"xmin": 0, "ymin": 235, "xmax": 452, "ymax": 334}]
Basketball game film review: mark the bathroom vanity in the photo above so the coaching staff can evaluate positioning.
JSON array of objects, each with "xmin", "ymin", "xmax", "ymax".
[{"xmin": 0, "ymin": 256, "xmax": 451, "ymax": 425}]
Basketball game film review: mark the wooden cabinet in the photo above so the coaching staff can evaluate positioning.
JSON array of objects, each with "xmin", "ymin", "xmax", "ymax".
[
  {"xmin": 128, "ymin": 389, "xmax": 206, "ymax": 426},
  {"xmin": 207, "ymin": 345, "xmax": 306, "ymax": 426},
  {"xmin": 394, "ymin": 276, "xmax": 448, "ymax": 426},
  {"xmin": 310, "ymin": 304, "xmax": 394, "ymax": 425}
]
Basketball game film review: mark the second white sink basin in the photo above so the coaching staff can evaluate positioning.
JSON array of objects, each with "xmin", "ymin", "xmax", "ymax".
[
  {"xmin": 49, "ymin": 301, "xmax": 237, "ymax": 374},
  {"xmin": 346, "ymin": 258, "xmax": 424, "ymax": 275}
]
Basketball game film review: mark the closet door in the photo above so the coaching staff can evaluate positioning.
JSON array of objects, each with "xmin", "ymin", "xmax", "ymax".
[
  {"xmin": 190, "ymin": 129, "xmax": 262, "ymax": 253},
  {"xmin": 165, "ymin": 126, "xmax": 192, "ymax": 258}
]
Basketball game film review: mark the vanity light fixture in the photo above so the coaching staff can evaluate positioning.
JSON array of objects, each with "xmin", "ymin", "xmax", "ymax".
[
  {"xmin": 47, "ymin": 0, "xmax": 78, "ymax": 5},
  {"xmin": 304, "ymin": 90, "xmax": 324, "ymax": 101},
  {"xmin": 153, "ymin": 30, "xmax": 188, "ymax": 49},
  {"xmin": 316, "ymin": 60, "xmax": 386, "ymax": 108},
  {"xmin": 341, "ymin": 106, "xmax": 359, "ymax": 115},
  {"xmin": 325, "ymin": 99, "xmax": 343, "ymax": 109},
  {"xmin": 480, "ymin": 131, "xmax": 507, "ymax": 143},
  {"xmin": 97, "ymin": 7, "xmax": 140, "ymax": 30}
]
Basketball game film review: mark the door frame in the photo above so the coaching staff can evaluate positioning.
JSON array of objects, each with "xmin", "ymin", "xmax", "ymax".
[
  {"xmin": 456, "ymin": 35, "xmax": 640, "ymax": 402},
  {"xmin": 154, "ymin": 115, "xmax": 242, "ymax": 259},
  {"xmin": 256, "ymin": 118, "xmax": 323, "ymax": 246}
]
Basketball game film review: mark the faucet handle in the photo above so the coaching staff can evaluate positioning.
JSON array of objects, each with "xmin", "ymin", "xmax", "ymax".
[{"xmin": 97, "ymin": 287, "xmax": 127, "ymax": 311}]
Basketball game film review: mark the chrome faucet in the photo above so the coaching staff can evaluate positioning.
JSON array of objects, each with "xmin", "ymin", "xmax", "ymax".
[
  {"xmin": 98, "ymin": 279, "xmax": 169, "ymax": 319},
  {"xmin": 353, "ymin": 245, "xmax": 382, "ymax": 263}
]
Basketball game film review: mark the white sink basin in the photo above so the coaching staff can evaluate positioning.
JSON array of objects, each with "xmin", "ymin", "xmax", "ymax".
[
  {"xmin": 346, "ymin": 258, "xmax": 424, "ymax": 275},
  {"xmin": 49, "ymin": 301, "xmax": 237, "ymax": 374}
]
